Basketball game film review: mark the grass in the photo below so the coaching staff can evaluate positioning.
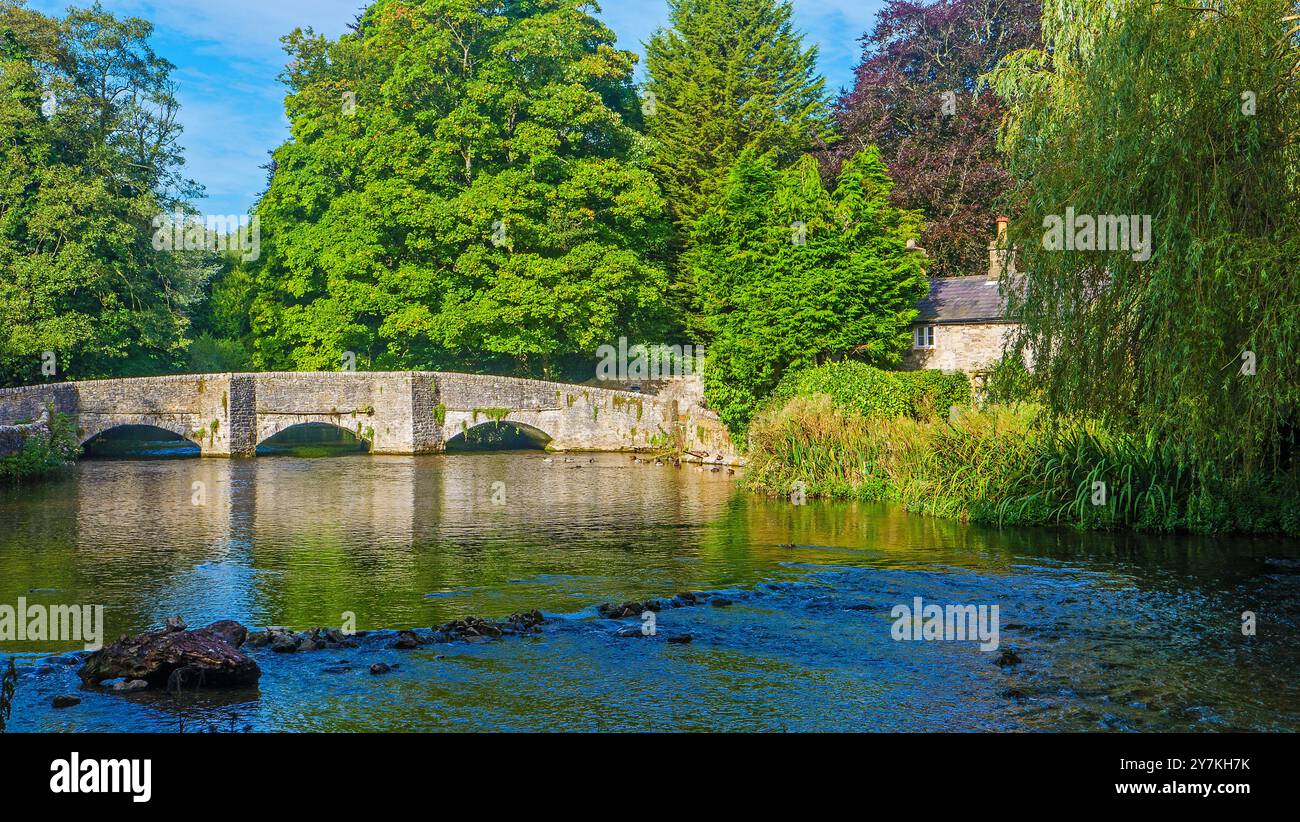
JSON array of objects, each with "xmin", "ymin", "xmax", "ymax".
[{"xmin": 745, "ymin": 395, "xmax": 1299, "ymax": 535}]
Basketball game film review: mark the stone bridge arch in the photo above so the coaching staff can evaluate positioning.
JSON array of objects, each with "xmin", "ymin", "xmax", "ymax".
[
  {"xmin": 444, "ymin": 419, "xmax": 553, "ymax": 450},
  {"xmin": 78, "ymin": 419, "xmax": 205, "ymax": 449},
  {"xmin": 0, "ymin": 371, "xmax": 737, "ymax": 460}
]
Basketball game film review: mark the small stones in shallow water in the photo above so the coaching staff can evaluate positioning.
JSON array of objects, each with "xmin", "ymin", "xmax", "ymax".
[
  {"xmin": 52, "ymin": 695, "xmax": 81, "ymax": 708},
  {"xmin": 271, "ymin": 634, "xmax": 302, "ymax": 653},
  {"xmin": 615, "ymin": 625, "xmax": 647, "ymax": 638},
  {"xmin": 432, "ymin": 610, "xmax": 546, "ymax": 642},
  {"xmin": 252, "ymin": 626, "xmax": 354, "ymax": 653},
  {"xmin": 391, "ymin": 630, "xmax": 422, "ymax": 649},
  {"xmin": 710, "ymin": 597, "xmax": 733, "ymax": 608},
  {"xmin": 598, "ymin": 601, "xmax": 659, "ymax": 619},
  {"xmin": 995, "ymin": 649, "xmax": 1023, "ymax": 666}
]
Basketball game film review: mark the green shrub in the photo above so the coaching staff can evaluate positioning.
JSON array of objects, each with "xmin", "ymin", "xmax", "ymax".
[
  {"xmin": 764, "ymin": 361, "xmax": 970, "ymax": 421},
  {"xmin": 0, "ymin": 412, "xmax": 81, "ymax": 484}
]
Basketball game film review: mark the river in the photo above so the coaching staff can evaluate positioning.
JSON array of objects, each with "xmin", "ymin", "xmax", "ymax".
[{"xmin": 1, "ymin": 450, "xmax": 1298, "ymax": 731}]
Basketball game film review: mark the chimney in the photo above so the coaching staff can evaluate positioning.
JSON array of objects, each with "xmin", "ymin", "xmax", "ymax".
[{"xmin": 987, "ymin": 215, "xmax": 1015, "ymax": 282}]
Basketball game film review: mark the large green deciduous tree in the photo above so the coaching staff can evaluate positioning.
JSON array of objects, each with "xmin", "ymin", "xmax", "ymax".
[
  {"xmin": 988, "ymin": 0, "xmax": 1300, "ymax": 474},
  {"xmin": 0, "ymin": 1, "xmax": 197, "ymax": 384},
  {"xmin": 645, "ymin": 0, "xmax": 832, "ymax": 230},
  {"xmin": 688, "ymin": 148, "xmax": 927, "ymax": 432},
  {"xmin": 248, "ymin": 0, "xmax": 671, "ymax": 375}
]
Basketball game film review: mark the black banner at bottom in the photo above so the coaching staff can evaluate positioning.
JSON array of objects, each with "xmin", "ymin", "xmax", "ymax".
[{"xmin": 0, "ymin": 732, "xmax": 1283, "ymax": 809}]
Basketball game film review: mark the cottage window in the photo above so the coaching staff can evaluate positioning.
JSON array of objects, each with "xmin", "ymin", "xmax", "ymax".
[{"xmin": 913, "ymin": 325, "xmax": 935, "ymax": 349}]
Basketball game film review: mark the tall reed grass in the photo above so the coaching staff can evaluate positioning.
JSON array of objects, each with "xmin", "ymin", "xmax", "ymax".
[{"xmin": 745, "ymin": 395, "xmax": 1299, "ymax": 535}]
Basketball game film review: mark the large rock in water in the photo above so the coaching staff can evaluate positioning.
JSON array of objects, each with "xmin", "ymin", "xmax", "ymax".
[{"xmin": 79, "ymin": 620, "xmax": 260, "ymax": 690}]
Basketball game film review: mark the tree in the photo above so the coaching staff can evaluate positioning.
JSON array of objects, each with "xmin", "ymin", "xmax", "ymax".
[
  {"xmin": 987, "ymin": 0, "xmax": 1300, "ymax": 474},
  {"xmin": 689, "ymin": 147, "xmax": 927, "ymax": 432},
  {"xmin": 834, "ymin": 0, "xmax": 1040, "ymax": 277},
  {"xmin": 0, "ymin": 1, "xmax": 196, "ymax": 385},
  {"xmin": 645, "ymin": 0, "xmax": 833, "ymax": 329},
  {"xmin": 248, "ymin": 0, "xmax": 671, "ymax": 376}
]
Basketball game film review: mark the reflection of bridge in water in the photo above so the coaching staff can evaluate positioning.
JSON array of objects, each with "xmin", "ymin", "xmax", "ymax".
[{"xmin": 0, "ymin": 372, "xmax": 734, "ymax": 458}]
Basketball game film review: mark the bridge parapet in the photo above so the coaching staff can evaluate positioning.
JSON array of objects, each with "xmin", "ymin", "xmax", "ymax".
[{"xmin": 0, "ymin": 372, "xmax": 736, "ymax": 459}]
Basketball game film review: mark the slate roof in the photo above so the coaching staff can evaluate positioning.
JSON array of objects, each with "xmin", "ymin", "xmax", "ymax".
[{"xmin": 914, "ymin": 275, "xmax": 1012, "ymax": 324}]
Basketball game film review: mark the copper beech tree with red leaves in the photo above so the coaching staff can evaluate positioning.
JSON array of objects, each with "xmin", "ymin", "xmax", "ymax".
[{"xmin": 832, "ymin": 0, "xmax": 1040, "ymax": 277}]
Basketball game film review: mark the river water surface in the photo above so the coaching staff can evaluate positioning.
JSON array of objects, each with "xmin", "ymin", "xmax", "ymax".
[{"xmin": 2, "ymin": 452, "xmax": 1298, "ymax": 731}]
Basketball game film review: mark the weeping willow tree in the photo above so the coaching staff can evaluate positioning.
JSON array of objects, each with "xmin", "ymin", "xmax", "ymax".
[{"xmin": 987, "ymin": 0, "xmax": 1300, "ymax": 478}]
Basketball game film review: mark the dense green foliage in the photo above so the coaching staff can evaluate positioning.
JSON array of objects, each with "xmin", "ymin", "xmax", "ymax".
[
  {"xmin": 746, "ymin": 397, "xmax": 1299, "ymax": 535},
  {"xmin": 986, "ymin": 0, "xmax": 1300, "ymax": 475},
  {"xmin": 0, "ymin": 411, "xmax": 80, "ymax": 482},
  {"xmin": 245, "ymin": 0, "xmax": 670, "ymax": 375},
  {"xmin": 765, "ymin": 360, "xmax": 970, "ymax": 421},
  {"xmin": 688, "ymin": 148, "xmax": 928, "ymax": 432},
  {"xmin": 0, "ymin": 2, "xmax": 204, "ymax": 384},
  {"xmin": 644, "ymin": 0, "xmax": 832, "ymax": 232}
]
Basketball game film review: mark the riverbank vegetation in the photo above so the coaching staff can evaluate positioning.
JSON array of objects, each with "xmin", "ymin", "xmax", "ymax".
[
  {"xmin": 0, "ymin": 412, "xmax": 80, "ymax": 483},
  {"xmin": 745, "ymin": 393, "xmax": 1299, "ymax": 536}
]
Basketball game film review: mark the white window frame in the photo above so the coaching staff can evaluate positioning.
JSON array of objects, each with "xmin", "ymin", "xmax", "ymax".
[{"xmin": 913, "ymin": 324, "xmax": 936, "ymax": 349}]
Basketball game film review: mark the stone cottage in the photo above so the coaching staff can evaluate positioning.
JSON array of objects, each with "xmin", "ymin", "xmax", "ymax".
[{"xmin": 900, "ymin": 216, "xmax": 1020, "ymax": 383}]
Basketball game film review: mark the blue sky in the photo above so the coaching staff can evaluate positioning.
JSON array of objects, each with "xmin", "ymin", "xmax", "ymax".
[{"xmin": 27, "ymin": 0, "xmax": 887, "ymax": 216}]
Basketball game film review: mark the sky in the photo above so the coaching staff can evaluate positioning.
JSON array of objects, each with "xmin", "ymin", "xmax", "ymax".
[{"xmin": 26, "ymin": 0, "xmax": 888, "ymax": 217}]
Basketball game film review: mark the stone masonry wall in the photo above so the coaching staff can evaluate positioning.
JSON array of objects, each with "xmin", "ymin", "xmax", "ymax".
[
  {"xmin": 900, "ymin": 322, "xmax": 1016, "ymax": 374},
  {"xmin": 0, "ymin": 372, "xmax": 737, "ymax": 460}
]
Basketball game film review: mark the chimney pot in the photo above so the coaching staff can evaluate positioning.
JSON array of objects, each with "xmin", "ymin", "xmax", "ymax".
[{"xmin": 988, "ymin": 216, "xmax": 1014, "ymax": 282}]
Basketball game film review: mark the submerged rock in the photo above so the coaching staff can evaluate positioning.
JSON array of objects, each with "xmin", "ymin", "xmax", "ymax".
[
  {"xmin": 995, "ymin": 649, "xmax": 1023, "ymax": 666},
  {"xmin": 52, "ymin": 695, "xmax": 81, "ymax": 708},
  {"xmin": 79, "ymin": 620, "xmax": 261, "ymax": 690},
  {"xmin": 667, "ymin": 634, "xmax": 693, "ymax": 645},
  {"xmin": 370, "ymin": 663, "xmax": 391, "ymax": 675}
]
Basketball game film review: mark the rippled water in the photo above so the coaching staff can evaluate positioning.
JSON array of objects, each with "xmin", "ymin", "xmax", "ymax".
[{"xmin": 1, "ymin": 453, "xmax": 1297, "ymax": 731}]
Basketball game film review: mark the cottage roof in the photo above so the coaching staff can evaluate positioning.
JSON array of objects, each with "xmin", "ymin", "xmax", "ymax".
[{"xmin": 915, "ymin": 275, "xmax": 1012, "ymax": 324}]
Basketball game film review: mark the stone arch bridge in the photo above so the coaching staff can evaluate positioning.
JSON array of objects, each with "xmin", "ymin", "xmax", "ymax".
[{"xmin": 0, "ymin": 372, "xmax": 735, "ymax": 458}]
